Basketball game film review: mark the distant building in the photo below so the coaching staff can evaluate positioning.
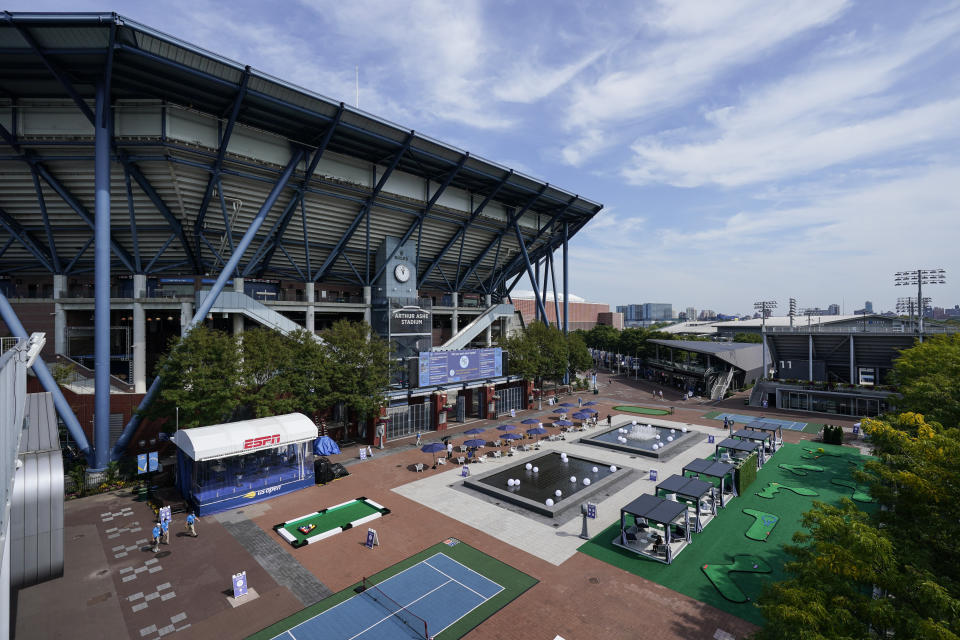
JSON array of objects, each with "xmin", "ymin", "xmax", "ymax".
[
  {"xmin": 828, "ymin": 303, "xmax": 840, "ymax": 315},
  {"xmin": 597, "ymin": 312, "xmax": 624, "ymax": 330},
  {"xmin": 699, "ymin": 309, "xmax": 717, "ymax": 320},
  {"xmin": 643, "ymin": 303, "xmax": 673, "ymax": 322},
  {"xmin": 685, "ymin": 307, "xmax": 696, "ymax": 322},
  {"xmin": 514, "ymin": 292, "xmax": 611, "ymax": 331},
  {"xmin": 616, "ymin": 304, "xmax": 644, "ymax": 323}
]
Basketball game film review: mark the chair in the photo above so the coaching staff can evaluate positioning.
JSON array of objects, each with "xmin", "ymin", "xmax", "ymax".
[
  {"xmin": 624, "ymin": 525, "xmax": 639, "ymax": 543},
  {"xmin": 436, "ymin": 457, "xmax": 446, "ymax": 466},
  {"xmin": 493, "ymin": 439, "xmax": 502, "ymax": 447},
  {"xmin": 414, "ymin": 463, "xmax": 424, "ymax": 473},
  {"xmin": 456, "ymin": 456, "xmax": 466, "ymax": 465},
  {"xmin": 493, "ymin": 450, "xmax": 502, "ymax": 459},
  {"xmin": 508, "ymin": 446, "xmax": 518, "ymax": 455}
]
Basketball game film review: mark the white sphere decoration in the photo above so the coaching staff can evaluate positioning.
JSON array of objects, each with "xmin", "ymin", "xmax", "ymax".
[
  {"xmin": 583, "ymin": 478, "xmax": 591, "ymax": 486},
  {"xmin": 515, "ymin": 480, "xmax": 521, "ymax": 487},
  {"xmin": 525, "ymin": 463, "xmax": 532, "ymax": 470},
  {"xmin": 632, "ymin": 420, "xmax": 638, "ymax": 425},
  {"xmin": 555, "ymin": 489, "xmax": 562, "ymax": 497},
  {"xmin": 610, "ymin": 465, "xmax": 617, "ymax": 472},
  {"xmin": 667, "ymin": 436, "xmax": 674, "ymax": 442},
  {"xmin": 533, "ymin": 466, "xmax": 539, "ymax": 473},
  {"xmin": 656, "ymin": 434, "xmax": 661, "ymax": 439},
  {"xmin": 681, "ymin": 427, "xmax": 688, "ymax": 433},
  {"xmin": 570, "ymin": 476, "xmax": 577, "ymax": 483},
  {"xmin": 507, "ymin": 479, "xmax": 514, "ymax": 487},
  {"xmin": 652, "ymin": 444, "xmax": 659, "ymax": 450},
  {"xmin": 671, "ymin": 429, "xmax": 676, "ymax": 434},
  {"xmin": 592, "ymin": 466, "xmax": 599, "ymax": 473},
  {"xmin": 545, "ymin": 498, "xmax": 554, "ymax": 507}
]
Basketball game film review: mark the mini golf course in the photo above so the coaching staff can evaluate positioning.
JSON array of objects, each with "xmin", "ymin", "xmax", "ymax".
[
  {"xmin": 742, "ymin": 509, "xmax": 779, "ymax": 541},
  {"xmin": 577, "ymin": 442, "xmax": 873, "ymax": 625},
  {"xmin": 777, "ymin": 463, "xmax": 825, "ymax": 476},
  {"xmin": 274, "ymin": 497, "xmax": 390, "ymax": 548},
  {"xmin": 831, "ymin": 478, "xmax": 875, "ymax": 503},
  {"xmin": 801, "ymin": 446, "xmax": 843, "ymax": 460},
  {"xmin": 756, "ymin": 482, "xmax": 818, "ymax": 499},
  {"xmin": 702, "ymin": 555, "xmax": 772, "ymax": 603},
  {"xmin": 613, "ymin": 405, "xmax": 672, "ymax": 416}
]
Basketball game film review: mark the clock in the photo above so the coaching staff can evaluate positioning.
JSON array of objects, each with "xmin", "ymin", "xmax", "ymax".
[{"xmin": 394, "ymin": 263, "xmax": 411, "ymax": 283}]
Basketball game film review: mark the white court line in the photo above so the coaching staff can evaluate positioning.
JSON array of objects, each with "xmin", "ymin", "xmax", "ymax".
[
  {"xmin": 422, "ymin": 552, "xmax": 505, "ymax": 599},
  {"xmin": 423, "ymin": 559, "xmax": 496, "ymax": 601},
  {"xmin": 345, "ymin": 579, "xmax": 452, "ymax": 640}
]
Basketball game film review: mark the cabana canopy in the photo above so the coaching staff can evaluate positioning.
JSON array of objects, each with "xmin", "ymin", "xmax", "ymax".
[
  {"xmin": 744, "ymin": 421, "xmax": 783, "ymax": 451},
  {"xmin": 173, "ymin": 413, "xmax": 317, "ymax": 461},
  {"xmin": 621, "ymin": 494, "xmax": 688, "ymax": 527},
  {"xmin": 656, "ymin": 474, "xmax": 716, "ymax": 532},
  {"xmin": 682, "ymin": 458, "xmax": 738, "ymax": 506},
  {"xmin": 715, "ymin": 437, "xmax": 763, "ymax": 468},
  {"xmin": 731, "ymin": 429, "xmax": 770, "ymax": 444}
]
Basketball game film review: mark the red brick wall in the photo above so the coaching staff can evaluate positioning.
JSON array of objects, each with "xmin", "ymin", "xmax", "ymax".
[{"xmin": 512, "ymin": 298, "xmax": 610, "ymax": 329}]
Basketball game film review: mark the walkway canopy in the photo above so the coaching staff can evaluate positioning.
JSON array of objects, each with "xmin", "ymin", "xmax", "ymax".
[
  {"xmin": 655, "ymin": 474, "xmax": 716, "ymax": 532},
  {"xmin": 682, "ymin": 458, "xmax": 737, "ymax": 507},
  {"xmin": 618, "ymin": 494, "xmax": 691, "ymax": 565},
  {"xmin": 172, "ymin": 413, "xmax": 317, "ymax": 461}
]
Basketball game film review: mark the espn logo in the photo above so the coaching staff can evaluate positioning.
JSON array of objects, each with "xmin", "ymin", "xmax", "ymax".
[{"xmin": 243, "ymin": 434, "xmax": 281, "ymax": 449}]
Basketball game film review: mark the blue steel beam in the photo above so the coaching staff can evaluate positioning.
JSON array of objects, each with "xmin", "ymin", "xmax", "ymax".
[
  {"xmin": 550, "ymin": 248, "xmax": 560, "ymax": 326},
  {"xmin": 144, "ymin": 233, "xmax": 176, "ymax": 273},
  {"xmin": 121, "ymin": 155, "xmax": 200, "ymax": 272},
  {"xmin": 563, "ymin": 221, "xmax": 568, "ymax": 335},
  {"xmin": 194, "ymin": 66, "xmax": 252, "ymax": 262},
  {"xmin": 92, "ymin": 80, "xmax": 111, "ymax": 470},
  {"xmin": 0, "ymin": 120, "xmax": 20, "ymax": 153},
  {"xmin": 0, "ymin": 236, "xmax": 14, "ymax": 258},
  {"xmin": 112, "ymin": 147, "xmax": 305, "ymax": 459},
  {"xmin": 65, "ymin": 235, "xmax": 94, "ymax": 273},
  {"xmin": 122, "ymin": 164, "xmax": 142, "ymax": 272},
  {"xmin": 312, "ymin": 131, "xmax": 415, "ymax": 282},
  {"xmin": 419, "ymin": 169, "xmax": 512, "ymax": 286},
  {"xmin": 513, "ymin": 221, "xmax": 549, "ymax": 325},
  {"xmin": 250, "ymin": 104, "xmax": 344, "ymax": 277},
  {"xmin": 371, "ymin": 153, "xmax": 469, "ymax": 283},
  {"xmin": 0, "ymin": 205, "xmax": 55, "ymax": 272},
  {"xmin": 30, "ymin": 167, "xmax": 60, "ymax": 270},
  {"xmin": 0, "ymin": 292, "xmax": 92, "ymax": 456},
  {"xmin": 454, "ymin": 184, "xmax": 548, "ymax": 291}
]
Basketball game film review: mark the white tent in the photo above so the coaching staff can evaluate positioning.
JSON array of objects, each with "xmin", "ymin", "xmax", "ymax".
[{"xmin": 172, "ymin": 413, "xmax": 317, "ymax": 462}]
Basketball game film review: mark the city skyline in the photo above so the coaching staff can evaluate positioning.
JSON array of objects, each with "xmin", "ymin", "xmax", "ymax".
[{"xmin": 7, "ymin": 0, "xmax": 959, "ymax": 312}]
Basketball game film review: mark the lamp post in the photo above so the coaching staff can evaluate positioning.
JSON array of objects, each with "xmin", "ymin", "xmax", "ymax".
[
  {"xmin": 895, "ymin": 269, "xmax": 945, "ymax": 342},
  {"xmin": 754, "ymin": 300, "xmax": 777, "ymax": 380}
]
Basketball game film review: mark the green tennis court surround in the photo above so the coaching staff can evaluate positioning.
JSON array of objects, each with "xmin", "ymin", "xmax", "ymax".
[
  {"xmin": 613, "ymin": 405, "xmax": 671, "ymax": 415},
  {"xmin": 274, "ymin": 497, "xmax": 390, "ymax": 548}
]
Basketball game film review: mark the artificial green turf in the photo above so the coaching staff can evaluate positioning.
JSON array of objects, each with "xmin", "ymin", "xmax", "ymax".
[
  {"xmin": 702, "ymin": 411, "xmax": 722, "ymax": 419},
  {"xmin": 756, "ymin": 482, "xmax": 818, "ymax": 499},
  {"xmin": 778, "ymin": 463, "xmax": 825, "ymax": 476},
  {"xmin": 247, "ymin": 539, "xmax": 537, "ymax": 640},
  {"xmin": 742, "ymin": 509, "xmax": 779, "ymax": 541},
  {"xmin": 282, "ymin": 500, "xmax": 381, "ymax": 544},
  {"xmin": 702, "ymin": 555, "xmax": 772, "ymax": 603},
  {"xmin": 831, "ymin": 478, "xmax": 876, "ymax": 503},
  {"xmin": 577, "ymin": 442, "xmax": 870, "ymax": 626},
  {"xmin": 613, "ymin": 405, "xmax": 672, "ymax": 416},
  {"xmin": 801, "ymin": 422, "xmax": 824, "ymax": 434}
]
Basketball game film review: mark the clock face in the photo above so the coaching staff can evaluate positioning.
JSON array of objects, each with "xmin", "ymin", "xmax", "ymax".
[{"xmin": 394, "ymin": 263, "xmax": 411, "ymax": 283}]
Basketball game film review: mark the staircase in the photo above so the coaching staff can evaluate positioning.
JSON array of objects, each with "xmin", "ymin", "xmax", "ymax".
[
  {"xmin": 195, "ymin": 290, "xmax": 324, "ymax": 343},
  {"xmin": 710, "ymin": 368, "xmax": 735, "ymax": 400},
  {"xmin": 437, "ymin": 303, "xmax": 514, "ymax": 351}
]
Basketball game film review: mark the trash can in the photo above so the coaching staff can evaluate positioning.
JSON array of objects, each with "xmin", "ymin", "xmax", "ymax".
[{"xmin": 593, "ymin": 389, "xmax": 599, "ymax": 395}]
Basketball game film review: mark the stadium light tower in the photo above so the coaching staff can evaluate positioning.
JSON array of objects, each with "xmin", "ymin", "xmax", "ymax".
[
  {"xmin": 894, "ymin": 269, "xmax": 945, "ymax": 338},
  {"xmin": 754, "ymin": 300, "xmax": 777, "ymax": 379}
]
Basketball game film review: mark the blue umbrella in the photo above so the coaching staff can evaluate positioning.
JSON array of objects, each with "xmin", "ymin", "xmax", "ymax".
[
  {"xmin": 552, "ymin": 408, "xmax": 568, "ymax": 414},
  {"xmin": 463, "ymin": 438, "xmax": 486, "ymax": 448},
  {"xmin": 559, "ymin": 402, "xmax": 576, "ymax": 407},
  {"xmin": 502, "ymin": 433, "xmax": 521, "ymax": 440},
  {"xmin": 581, "ymin": 408, "xmax": 598, "ymax": 414},
  {"xmin": 526, "ymin": 427, "xmax": 547, "ymax": 436},
  {"xmin": 464, "ymin": 427, "xmax": 486, "ymax": 434},
  {"xmin": 421, "ymin": 442, "xmax": 446, "ymax": 464},
  {"xmin": 496, "ymin": 424, "xmax": 516, "ymax": 431},
  {"xmin": 572, "ymin": 412, "xmax": 590, "ymax": 420},
  {"xmin": 584, "ymin": 401, "xmax": 597, "ymax": 406},
  {"xmin": 555, "ymin": 419, "xmax": 573, "ymax": 427},
  {"xmin": 520, "ymin": 418, "xmax": 541, "ymax": 425}
]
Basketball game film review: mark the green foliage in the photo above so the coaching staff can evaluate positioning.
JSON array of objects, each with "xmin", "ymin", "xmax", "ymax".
[
  {"xmin": 240, "ymin": 328, "xmax": 330, "ymax": 418},
  {"xmin": 735, "ymin": 453, "xmax": 758, "ymax": 494},
  {"xmin": 733, "ymin": 332, "xmax": 763, "ymax": 343},
  {"xmin": 566, "ymin": 331, "xmax": 593, "ymax": 375},
  {"xmin": 147, "ymin": 325, "xmax": 242, "ymax": 428},
  {"xmin": 320, "ymin": 319, "xmax": 389, "ymax": 425},
  {"xmin": 67, "ymin": 464, "xmax": 87, "ymax": 496},
  {"xmin": 891, "ymin": 334, "xmax": 960, "ymax": 428},
  {"xmin": 50, "ymin": 361, "xmax": 76, "ymax": 386},
  {"xmin": 821, "ymin": 425, "xmax": 844, "ymax": 445},
  {"xmin": 502, "ymin": 321, "xmax": 569, "ymax": 386}
]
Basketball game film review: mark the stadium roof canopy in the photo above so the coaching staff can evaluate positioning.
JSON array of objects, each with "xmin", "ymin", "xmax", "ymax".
[{"xmin": 0, "ymin": 12, "xmax": 602, "ymax": 295}]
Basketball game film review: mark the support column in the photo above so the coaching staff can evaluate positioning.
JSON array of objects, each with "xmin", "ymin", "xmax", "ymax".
[
  {"xmin": 808, "ymin": 334, "xmax": 814, "ymax": 381},
  {"xmin": 451, "ymin": 292, "xmax": 459, "ymax": 335},
  {"xmin": 53, "ymin": 274, "xmax": 67, "ymax": 355},
  {"xmin": 180, "ymin": 301, "xmax": 193, "ymax": 335},
  {"xmin": 232, "ymin": 277, "xmax": 245, "ymax": 335},
  {"xmin": 562, "ymin": 223, "xmax": 569, "ymax": 336},
  {"xmin": 849, "ymin": 336, "xmax": 855, "ymax": 384},
  {"xmin": 363, "ymin": 286, "xmax": 372, "ymax": 326},
  {"xmin": 484, "ymin": 294, "xmax": 492, "ymax": 347},
  {"xmin": 92, "ymin": 80, "xmax": 111, "ymax": 471},
  {"xmin": 305, "ymin": 282, "xmax": 315, "ymax": 334},
  {"xmin": 132, "ymin": 274, "xmax": 146, "ymax": 393}
]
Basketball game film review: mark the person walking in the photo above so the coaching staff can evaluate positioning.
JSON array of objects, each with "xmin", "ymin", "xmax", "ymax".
[
  {"xmin": 415, "ymin": 431, "xmax": 422, "ymax": 446},
  {"xmin": 161, "ymin": 518, "xmax": 170, "ymax": 545},
  {"xmin": 185, "ymin": 512, "xmax": 198, "ymax": 537},
  {"xmin": 578, "ymin": 396, "xmax": 582, "ymax": 408},
  {"xmin": 447, "ymin": 441, "xmax": 453, "ymax": 459},
  {"xmin": 151, "ymin": 522, "xmax": 161, "ymax": 552},
  {"xmin": 606, "ymin": 414, "xmax": 612, "ymax": 427},
  {"xmin": 658, "ymin": 389, "xmax": 664, "ymax": 401}
]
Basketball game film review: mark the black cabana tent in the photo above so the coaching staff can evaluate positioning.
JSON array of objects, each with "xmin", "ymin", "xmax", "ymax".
[
  {"xmin": 682, "ymin": 458, "xmax": 738, "ymax": 507},
  {"xmin": 616, "ymin": 494, "xmax": 691, "ymax": 565},
  {"xmin": 655, "ymin": 474, "xmax": 716, "ymax": 532}
]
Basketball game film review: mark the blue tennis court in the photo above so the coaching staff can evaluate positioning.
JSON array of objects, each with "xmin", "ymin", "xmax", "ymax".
[
  {"xmin": 713, "ymin": 413, "xmax": 807, "ymax": 431},
  {"xmin": 274, "ymin": 552, "xmax": 504, "ymax": 640}
]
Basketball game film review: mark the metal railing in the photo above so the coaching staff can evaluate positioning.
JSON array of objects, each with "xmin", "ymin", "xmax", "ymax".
[{"xmin": 765, "ymin": 325, "xmax": 960, "ymax": 334}]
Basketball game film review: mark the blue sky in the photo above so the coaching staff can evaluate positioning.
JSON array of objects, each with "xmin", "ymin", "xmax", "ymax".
[{"xmin": 12, "ymin": 1, "xmax": 960, "ymax": 315}]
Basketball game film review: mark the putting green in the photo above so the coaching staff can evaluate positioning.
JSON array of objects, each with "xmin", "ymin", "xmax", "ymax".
[
  {"xmin": 801, "ymin": 446, "xmax": 843, "ymax": 460},
  {"xmin": 756, "ymin": 482, "xmax": 818, "ymax": 499},
  {"xmin": 778, "ymin": 463, "xmax": 825, "ymax": 476},
  {"xmin": 831, "ymin": 478, "xmax": 876, "ymax": 503},
  {"xmin": 743, "ymin": 509, "xmax": 779, "ymax": 541},
  {"xmin": 702, "ymin": 555, "xmax": 772, "ymax": 603},
  {"xmin": 613, "ymin": 405, "xmax": 671, "ymax": 416}
]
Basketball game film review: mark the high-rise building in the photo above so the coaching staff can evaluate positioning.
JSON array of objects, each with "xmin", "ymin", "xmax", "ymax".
[
  {"xmin": 699, "ymin": 309, "xmax": 716, "ymax": 320},
  {"xmin": 642, "ymin": 303, "xmax": 673, "ymax": 321},
  {"xmin": 827, "ymin": 303, "xmax": 840, "ymax": 315},
  {"xmin": 685, "ymin": 307, "xmax": 696, "ymax": 322},
  {"xmin": 864, "ymin": 301, "xmax": 873, "ymax": 314},
  {"xmin": 616, "ymin": 304, "xmax": 644, "ymax": 322}
]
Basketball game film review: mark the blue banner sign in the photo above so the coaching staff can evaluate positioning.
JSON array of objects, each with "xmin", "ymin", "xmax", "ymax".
[
  {"xmin": 232, "ymin": 571, "xmax": 248, "ymax": 598},
  {"xmin": 148, "ymin": 451, "xmax": 159, "ymax": 472},
  {"xmin": 137, "ymin": 453, "xmax": 148, "ymax": 475},
  {"xmin": 418, "ymin": 348, "xmax": 503, "ymax": 386}
]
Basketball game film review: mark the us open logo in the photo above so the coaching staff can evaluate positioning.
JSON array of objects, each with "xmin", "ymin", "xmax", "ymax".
[{"xmin": 243, "ymin": 434, "xmax": 281, "ymax": 449}]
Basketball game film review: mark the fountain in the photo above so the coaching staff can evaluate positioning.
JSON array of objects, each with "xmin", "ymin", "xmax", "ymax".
[{"xmin": 624, "ymin": 422, "xmax": 658, "ymax": 441}]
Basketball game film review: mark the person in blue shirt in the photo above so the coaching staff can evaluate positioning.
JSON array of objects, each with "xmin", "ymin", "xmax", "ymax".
[
  {"xmin": 151, "ymin": 523, "xmax": 161, "ymax": 552},
  {"xmin": 161, "ymin": 518, "xmax": 170, "ymax": 545},
  {"xmin": 186, "ymin": 512, "xmax": 197, "ymax": 537}
]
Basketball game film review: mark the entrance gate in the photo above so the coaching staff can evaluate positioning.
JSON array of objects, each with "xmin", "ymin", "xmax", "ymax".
[
  {"xmin": 385, "ymin": 401, "xmax": 432, "ymax": 440},
  {"xmin": 494, "ymin": 386, "xmax": 524, "ymax": 417}
]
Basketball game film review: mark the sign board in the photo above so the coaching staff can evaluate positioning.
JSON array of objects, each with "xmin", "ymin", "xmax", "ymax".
[
  {"xmin": 232, "ymin": 571, "xmax": 248, "ymax": 598},
  {"xmin": 359, "ymin": 448, "xmax": 367, "ymax": 461},
  {"xmin": 649, "ymin": 469, "xmax": 658, "ymax": 481},
  {"xmin": 587, "ymin": 503, "xmax": 597, "ymax": 519},
  {"xmin": 137, "ymin": 453, "xmax": 148, "ymax": 475},
  {"xmin": 708, "ymin": 435, "xmax": 715, "ymax": 444},
  {"xmin": 852, "ymin": 423, "xmax": 860, "ymax": 435},
  {"xmin": 418, "ymin": 348, "xmax": 503, "ymax": 386},
  {"xmin": 389, "ymin": 305, "xmax": 431, "ymax": 336},
  {"xmin": 365, "ymin": 528, "xmax": 379, "ymax": 549},
  {"xmin": 159, "ymin": 506, "xmax": 171, "ymax": 524},
  {"xmin": 148, "ymin": 451, "xmax": 159, "ymax": 472}
]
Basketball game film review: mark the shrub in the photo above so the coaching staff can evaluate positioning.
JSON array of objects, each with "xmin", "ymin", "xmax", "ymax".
[{"xmin": 735, "ymin": 452, "xmax": 758, "ymax": 494}]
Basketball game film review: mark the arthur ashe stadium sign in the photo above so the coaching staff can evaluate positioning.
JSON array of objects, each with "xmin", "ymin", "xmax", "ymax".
[{"xmin": 390, "ymin": 305, "xmax": 431, "ymax": 336}]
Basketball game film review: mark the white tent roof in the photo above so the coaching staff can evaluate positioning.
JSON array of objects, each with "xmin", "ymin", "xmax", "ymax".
[{"xmin": 172, "ymin": 413, "xmax": 317, "ymax": 461}]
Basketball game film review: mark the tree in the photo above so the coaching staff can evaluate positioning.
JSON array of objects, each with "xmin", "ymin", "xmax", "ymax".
[
  {"xmin": 582, "ymin": 324, "xmax": 620, "ymax": 351},
  {"xmin": 733, "ymin": 332, "xmax": 763, "ymax": 343},
  {"xmin": 146, "ymin": 325, "xmax": 241, "ymax": 428},
  {"xmin": 320, "ymin": 319, "xmax": 389, "ymax": 428},
  {"xmin": 502, "ymin": 321, "xmax": 569, "ymax": 388},
  {"xmin": 567, "ymin": 332, "xmax": 593, "ymax": 375},
  {"xmin": 239, "ymin": 328, "xmax": 330, "ymax": 418},
  {"xmin": 891, "ymin": 334, "xmax": 960, "ymax": 428}
]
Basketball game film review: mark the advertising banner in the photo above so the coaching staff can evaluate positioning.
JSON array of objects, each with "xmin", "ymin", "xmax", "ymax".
[{"xmin": 418, "ymin": 348, "xmax": 503, "ymax": 386}]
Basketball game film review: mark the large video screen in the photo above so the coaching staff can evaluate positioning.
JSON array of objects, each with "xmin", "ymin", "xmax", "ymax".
[{"xmin": 418, "ymin": 348, "xmax": 503, "ymax": 386}]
